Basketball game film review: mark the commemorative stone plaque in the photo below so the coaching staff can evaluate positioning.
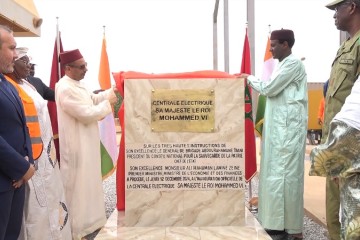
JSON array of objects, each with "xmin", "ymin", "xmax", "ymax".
[{"xmin": 124, "ymin": 77, "xmax": 245, "ymax": 227}]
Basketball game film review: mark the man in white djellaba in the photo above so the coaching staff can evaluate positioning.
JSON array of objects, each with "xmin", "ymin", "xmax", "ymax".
[
  {"xmin": 55, "ymin": 49, "xmax": 117, "ymax": 239},
  {"xmin": 4, "ymin": 47, "xmax": 71, "ymax": 240}
]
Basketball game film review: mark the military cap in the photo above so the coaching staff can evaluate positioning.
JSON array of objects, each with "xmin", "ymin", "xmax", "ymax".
[{"xmin": 326, "ymin": 0, "xmax": 347, "ymax": 10}]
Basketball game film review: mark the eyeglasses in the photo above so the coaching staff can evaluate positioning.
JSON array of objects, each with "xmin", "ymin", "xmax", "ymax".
[{"xmin": 68, "ymin": 63, "xmax": 87, "ymax": 70}]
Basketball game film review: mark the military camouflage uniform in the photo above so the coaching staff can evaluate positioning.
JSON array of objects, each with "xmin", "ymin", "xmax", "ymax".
[
  {"xmin": 310, "ymin": 120, "xmax": 360, "ymax": 240},
  {"xmin": 322, "ymin": 30, "xmax": 360, "ymax": 240}
]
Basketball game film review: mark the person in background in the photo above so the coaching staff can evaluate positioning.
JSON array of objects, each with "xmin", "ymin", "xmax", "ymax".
[
  {"xmin": 0, "ymin": 25, "xmax": 35, "ymax": 240},
  {"xmin": 240, "ymin": 29, "xmax": 308, "ymax": 240},
  {"xmin": 27, "ymin": 63, "xmax": 55, "ymax": 102},
  {"xmin": 317, "ymin": 81, "xmax": 329, "ymax": 126},
  {"xmin": 316, "ymin": 80, "xmax": 329, "ymax": 143},
  {"xmin": 322, "ymin": 1, "xmax": 360, "ymax": 239},
  {"xmin": 55, "ymin": 49, "xmax": 117, "ymax": 239},
  {"xmin": 310, "ymin": 75, "xmax": 360, "ymax": 240},
  {"xmin": 4, "ymin": 47, "xmax": 71, "ymax": 240}
]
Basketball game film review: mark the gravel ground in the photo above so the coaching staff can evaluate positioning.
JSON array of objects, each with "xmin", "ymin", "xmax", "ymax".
[
  {"xmin": 245, "ymin": 174, "xmax": 329, "ymax": 240},
  {"xmin": 84, "ymin": 173, "xmax": 116, "ymax": 240},
  {"xmin": 85, "ymin": 168, "xmax": 329, "ymax": 240}
]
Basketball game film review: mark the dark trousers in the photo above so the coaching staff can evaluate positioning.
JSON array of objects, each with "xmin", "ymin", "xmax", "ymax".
[{"xmin": 0, "ymin": 185, "xmax": 25, "ymax": 240}]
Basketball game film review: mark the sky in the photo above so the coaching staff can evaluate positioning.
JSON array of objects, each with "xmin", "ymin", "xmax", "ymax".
[{"xmin": 16, "ymin": 0, "xmax": 339, "ymax": 90}]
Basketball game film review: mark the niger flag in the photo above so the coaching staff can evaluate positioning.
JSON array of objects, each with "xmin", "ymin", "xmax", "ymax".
[
  {"xmin": 255, "ymin": 37, "xmax": 276, "ymax": 138},
  {"xmin": 98, "ymin": 34, "xmax": 118, "ymax": 180}
]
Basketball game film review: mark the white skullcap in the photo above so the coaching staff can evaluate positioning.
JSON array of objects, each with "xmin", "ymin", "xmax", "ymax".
[{"xmin": 15, "ymin": 47, "xmax": 29, "ymax": 60}]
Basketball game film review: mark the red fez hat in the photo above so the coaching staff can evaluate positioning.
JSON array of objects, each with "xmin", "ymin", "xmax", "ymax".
[
  {"xmin": 59, "ymin": 49, "xmax": 83, "ymax": 65},
  {"xmin": 270, "ymin": 29, "xmax": 295, "ymax": 41}
]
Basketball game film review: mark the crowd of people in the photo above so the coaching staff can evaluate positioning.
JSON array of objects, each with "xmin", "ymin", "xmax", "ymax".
[
  {"xmin": 0, "ymin": 25, "xmax": 117, "ymax": 240},
  {"xmin": 1, "ymin": 0, "xmax": 360, "ymax": 239}
]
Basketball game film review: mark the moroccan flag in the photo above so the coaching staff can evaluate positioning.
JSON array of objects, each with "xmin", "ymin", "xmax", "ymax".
[
  {"xmin": 255, "ymin": 37, "xmax": 276, "ymax": 138},
  {"xmin": 98, "ymin": 34, "xmax": 118, "ymax": 180},
  {"xmin": 48, "ymin": 31, "xmax": 64, "ymax": 162},
  {"xmin": 241, "ymin": 29, "xmax": 257, "ymax": 182}
]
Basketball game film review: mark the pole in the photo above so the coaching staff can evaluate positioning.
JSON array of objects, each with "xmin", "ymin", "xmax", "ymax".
[
  {"xmin": 56, "ymin": 17, "xmax": 61, "ymax": 80},
  {"xmin": 247, "ymin": 0, "xmax": 257, "ymax": 211},
  {"xmin": 247, "ymin": 0, "xmax": 255, "ymax": 75},
  {"xmin": 224, "ymin": 0, "xmax": 229, "ymax": 73},
  {"xmin": 213, "ymin": 0, "xmax": 219, "ymax": 70}
]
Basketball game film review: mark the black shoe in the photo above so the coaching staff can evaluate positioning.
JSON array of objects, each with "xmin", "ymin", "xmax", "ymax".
[
  {"xmin": 265, "ymin": 229, "xmax": 286, "ymax": 235},
  {"xmin": 287, "ymin": 235, "xmax": 303, "ymax": 240},
  {"xmin": 264, "ymin": 229, "xmax": 288, "ymax": 240}
]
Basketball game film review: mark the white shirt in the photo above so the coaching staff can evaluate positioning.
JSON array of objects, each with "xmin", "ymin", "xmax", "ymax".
[{"xmin": 334, "ymin": 77, "xmax": 360, "ymax": 130}]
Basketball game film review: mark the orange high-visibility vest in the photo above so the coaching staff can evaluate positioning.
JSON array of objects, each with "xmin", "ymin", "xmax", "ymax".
[{"xmin": 5, "ymin": 76, "xmax": 43, "ymax": 160}]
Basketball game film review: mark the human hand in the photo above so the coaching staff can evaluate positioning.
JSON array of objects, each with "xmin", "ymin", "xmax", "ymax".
[
  {"xmin": 332, "ymin": 177, "xmax": 339, "ymax": 185},
  {"xmin": 112, "ymin": 85, "xmax": 118, "ymax": 93},
  {"xmin": 12, "ymin": 163, "xmax": 35, "ymax": 188},
  {"xmin": 239, "ymin": 73, "xmax": 250, "ymax": 79},
  {"xmin": 317, "ymin": 118, "xmax": 323, "ymax": 125},
  {"xmin": 12, "ymin": 179, "xmax": 24, "ymax": 188},
  {"xmin": 109, "ymin": 98, "xmax": 117, "ymax": 105}
]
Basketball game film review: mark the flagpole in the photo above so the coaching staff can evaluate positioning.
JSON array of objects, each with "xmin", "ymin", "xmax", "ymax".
[
  {"xmin": 247, "ymin": 0, "xmax": 255, "ymax": 74},
  {"xmin": 56, "ymin": 17, "xmax": 61, "ymax": 80},
  {"xmin": 243, "ymin": 21, "xmax": 253, "ymax": 211},
  {"xmin": 212, "ymin": 0, "xmax": 219, "ymax": 71},
  {"xmin": 223, "ymin": 0, "xmax": 229, "ymax": 73}
]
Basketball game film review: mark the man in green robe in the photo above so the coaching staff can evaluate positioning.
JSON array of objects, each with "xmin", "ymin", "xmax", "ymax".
[{"xmin": 240, "ymin": 29, "xmax": 308, "ymax": 240}]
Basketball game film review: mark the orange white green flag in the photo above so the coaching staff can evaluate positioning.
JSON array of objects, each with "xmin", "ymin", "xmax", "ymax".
[
  {"xmin": 98, "ymin": 33, "xmax": 118, "ymax": 180},
  {"xmin": 255, "ymin": 36, "xmax": 276, "ymax": 138}
]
